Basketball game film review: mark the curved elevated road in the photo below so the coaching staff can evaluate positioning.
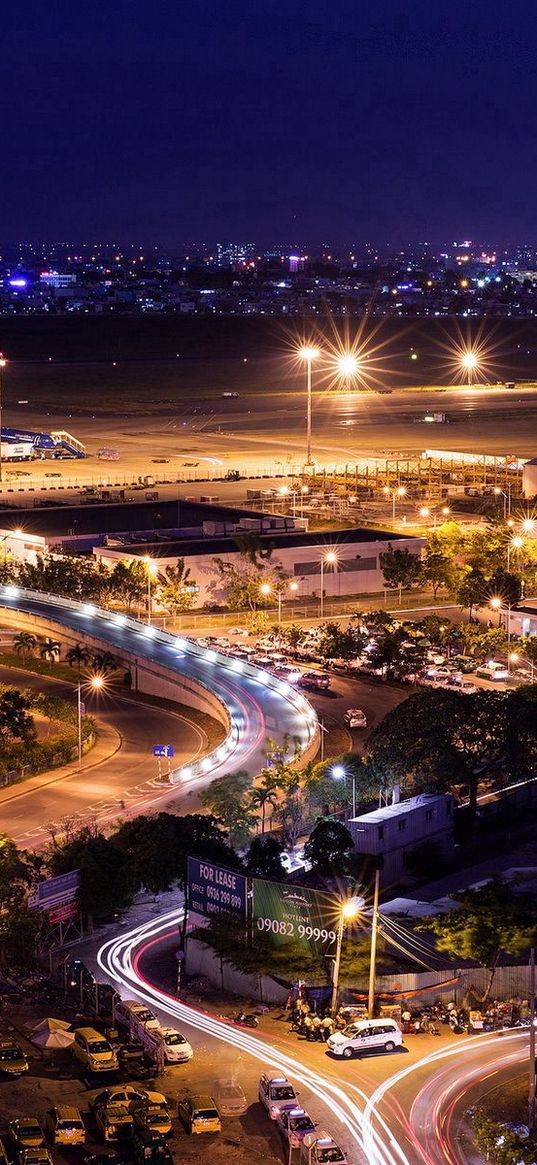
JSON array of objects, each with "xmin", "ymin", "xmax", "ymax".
[{"xmin": 0, "ymin": 586, "xmax": 317, "ymax": 795}]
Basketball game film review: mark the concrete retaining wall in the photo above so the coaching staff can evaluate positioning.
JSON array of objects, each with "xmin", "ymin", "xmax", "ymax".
[{"xmin": 185, "ymin": 937, "xmax": 288, "ymax": 1005}]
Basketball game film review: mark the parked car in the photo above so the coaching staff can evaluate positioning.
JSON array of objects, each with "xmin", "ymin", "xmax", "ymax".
[
  {"xmin": 9, "ymin": 1122, "xmax": 44, "ymax": 1151},
  {"xmin": 276, "ymin": 1109, "xmax": 316, "ymax": 1149},
  {"xmin": 91, "ymin": 1088, "xmax": 166, "ymax": 1113},
  {"xmin": 18, "ymin": 1150, "xmax": 53, "ymax": 1165},
  {"xmin": 298, "ymin": 671, "xmax": 331, "ymax": 691},
  {"xmin": 132, "ymin": 1105, "xmax": 172, "ymax": 1139},
  {"xmin": 327, "ymin": 1019, "xmax": 403, "ymax": 1058},
  {"xmin": 213, "ymin": 1078, "xmax": 248, "ymax": 1117},
  {"xmin": 114, "ymin": 1000, "xmax": 161, "ymax": 1033},
  {"xmin": 132, "ymin": 1131, "xmax": 173, "ymax": 1164},
  {"xmin": 94, "ymin": 1104, "xmax": 134, "ymax": 1143},
  {"xmin": 343, "ymin": 708, "xmax": 367, "ymax": 729},
  {"xmin": 0, "ymin": 1039, "xmax": 28, "ymax": 1076},
  {"xmin": 72, "ymin": 1028, "xmax": 118, "ymax": 1073},
  {"xmin": 156, "ymin": 1028, "xmax": 193, "ymax": 1064},
  {"xmin": 475, "ymin": 664, "xmax": 509, "ymax": 681},
  {"xmin": 258, "ymin": 1074, "xmax": 299, "ymax": 1120},
  {"xmin": 44, "ymin": 1107, "xmax": 86, "ymax": 1146},
  {"xmin": 300, "ymin": 1131, "xmax": 348, "ymax": 1165},
  {"xmin": 177, "ymin": 1096, "xmax": 221, "ymax": 1135}
]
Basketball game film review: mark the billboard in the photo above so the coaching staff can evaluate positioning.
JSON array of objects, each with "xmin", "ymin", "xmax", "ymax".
[
  {"xmin": 187, "ymin": 857, "xmax": 247, "ymax": 920},
  {"xmin": 252, "ymin": 880, "xmax": 339, "ymax": 955},
  {"xmin": 30, "ymin": 870, "xmax": 81, "ymax": 912}
]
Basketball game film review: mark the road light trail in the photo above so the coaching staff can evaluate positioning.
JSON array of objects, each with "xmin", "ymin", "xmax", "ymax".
[{"xmin": 97, "ymin": 909, "xmax": 414, "ymax": 1165}]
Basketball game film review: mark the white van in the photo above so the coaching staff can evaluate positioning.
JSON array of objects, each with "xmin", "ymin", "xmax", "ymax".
[
  {"xmin": 114, "ymin": 999, "xmax": 161, "ymax": 1034},
  {"xmin": 327, "ymin": 1018, "xmax": 403, "ymax": 1058}
]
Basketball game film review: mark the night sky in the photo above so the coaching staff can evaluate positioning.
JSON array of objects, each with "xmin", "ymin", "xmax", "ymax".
[{"xmin": 3, "ymin": 1, "xmax": 536, "ymax": 248}]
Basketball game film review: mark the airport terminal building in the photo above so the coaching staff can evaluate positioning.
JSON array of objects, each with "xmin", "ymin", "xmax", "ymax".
[{"xmin": 0, "ymin": 497, "xmax": 424, "ymax": 608}]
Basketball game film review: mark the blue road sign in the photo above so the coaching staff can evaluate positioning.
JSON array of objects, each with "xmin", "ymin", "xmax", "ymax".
[{"xmin": 153, "ymin": 744, "xmax": 175, "ymax": 758}]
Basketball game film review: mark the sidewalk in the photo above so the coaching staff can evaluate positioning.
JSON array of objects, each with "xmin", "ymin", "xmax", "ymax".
[{"xmin": 0, "ymin": 717, "xmax": 122, "ymax": 807}]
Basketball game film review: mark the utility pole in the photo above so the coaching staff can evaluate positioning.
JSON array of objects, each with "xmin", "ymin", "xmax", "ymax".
[
  {"xmin": 368, "ymin": 865, "xmax": 381, "ymax": 1018},
  {"xmin": 0, "ymin": 353, "xmax": 6, "ymax": 485},
  {"xmin": 529, "ymin": 947, "xmax": 536, "ymax": 1132}
]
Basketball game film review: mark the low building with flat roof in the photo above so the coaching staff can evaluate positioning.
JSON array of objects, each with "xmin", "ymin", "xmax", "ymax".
[{"xmin": 348, "ymin": 792, "xmax": 454, "ymax": 886}]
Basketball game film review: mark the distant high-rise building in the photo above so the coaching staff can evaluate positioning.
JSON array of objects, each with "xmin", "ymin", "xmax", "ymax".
[{"xmin": 216, "ymin": 241, "xmax": 255, "ymax": 268}]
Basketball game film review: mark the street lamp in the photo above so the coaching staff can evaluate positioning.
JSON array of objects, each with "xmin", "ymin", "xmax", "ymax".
[
  {"xmin": 522, "ymin": 518, "xmax": 536, "ymax": 534},
  {"xmin": 144, "ymin": 557, "xmax": 158, "ymax": 624},
  {"xmin": 490, "ymin": 595, "xmax": 513, "ymax": 641},
  {"xmin": 418, "ymin": 506, "xmax": 430, "ymax": 522},
  {"xmin": 320, "ymin": 550, "xmax": 338, "ymax": 619},
  {"xmin": 336, "ymin": 353, "xmax": 359, "ymax": 385},
  {"xmin": 0, "ymin": 353, "xmax": 6, "ymax": 485},
  {"xmin": 298, "ymin": 346, "xmax": 320, "ymax": 466},
  {"xmin": 508, "ymin": 651, "xmax": 519, "ymax": 675},
  {"xmin": 330, "ymin": 895, "xmax": 363, "ymax": 1017},
  {"xmin": 461, "ymin": 351, "xmax": 478, "ymax": 384},
  {"xmin": 391, "ymin": 486, "xmax": 406, "ymax": 522},
  {"xmin": 493, "ymin": 485, "xmax": 511, "ymax": 519},
  {"xmin": 332, "ymin": 763, "xmax": 356, "ymax": 818},
  {"xmin": 77, "ymin": 673, "xmax": 105, "ymax": 767},
  {"xmin": 507, "ymin": 535, "xmax": 524, "ymax": 571}
]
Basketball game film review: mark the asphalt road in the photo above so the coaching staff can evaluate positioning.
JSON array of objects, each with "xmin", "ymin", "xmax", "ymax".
[
  {"xmin": 0, "ymin": 666, "xmax": 210, "ymax": 848},
  {"xmin": 92, "ymin": 905, "xmax": 529, "ymax": 1165}
]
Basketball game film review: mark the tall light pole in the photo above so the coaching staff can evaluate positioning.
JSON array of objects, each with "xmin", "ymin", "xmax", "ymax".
[
  {"xmin": 529, "ymin": 947, "xmax": 536, "ymax": 1131},
  {"xmin": 461, "ymin": 351, "xmax": 478, "ymax": 385},
  {"xmin": 320, "ymin": 550, "xmax": 337, "ymax": 619},
  {"xmin": 384, "ymin": 485, "xmax": 406, "ymax": 523},
  {"xmin": 298, "ymin": 346, "xmax": 320, "ymax": 466},
  {"xmin": 336, "ymin": 353, "xmax": 359, "ymax": 387},
  {"xmin": 77, "ymin": 674, "xmax": 104, "ymax": 766},
  {"xmin": 367, "ymin": 865, "xmax": 381, "ymax": 1018},
  {"xmin": 144, "ymin": 557, "xmax": 158, "ymax": 624},
  {"xmin": 330, "ymin": 896, "xmax": 362, "ymax": 1018},
  {"xmin": 0, "ymin": 353, "xmax": 6, "ymax": 485},
  {"xmin": 490, "ymin": 595, "xmax": 512, "ymax": 642},
  {"xmin": 332, "ymin": 763, "xmax": 356, "ymax": 818},
  {"xmin": 493, "ymin": 485, "xmax": 511, "ymax": 519}
]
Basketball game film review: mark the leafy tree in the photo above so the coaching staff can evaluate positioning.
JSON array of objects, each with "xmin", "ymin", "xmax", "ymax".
[
  {"xmin": 521, "ymin": 636, "xmax": 537, "ymax": 678},
  {"xmin": 368, "ymin": 627, "xmax": 426, "ymax": 681},
  {"xmin": 0, "ymin": 688, "xmax": 35, "ymax": 743},
  {"xmin": 245, "ymin": 835, "xmax": 286, "ymax": 879},
  {"xmin": 110, "ymin": 560, "xmax": 147, "ymax": 612},
  {"xmin": 0, "ymin": 834, "xmax": 39, "ymax": 969},
  {"xmin": 282, "ymin": 624, "xmax": 305, "ymax": 650},
  {"xmin": 304, "ymin": 753, "xmax": 374, "ymax": 815},
  {"xmin": 272, "ymin": 789, "xmax": 303, "ymax": 850},
  {"xmin": 18, "ymin": 553, "xmax": 105, "ymax": 601},
  {"xmin": 65, "ymin": 642, "xmax": 92, "ymax": 677},
  {"xmin": 39, "ymin": 637, "xmax": 61, "ymax": 670},
  {"xmin": 379, "ymin": 547, "xmax": 423, "ymax": 599},
  {"xmin": 303, "ymin": 817, "xmax": 354, "ymax": 876},
  {"xmin": 365, "ymin": 688, "xmax": 532, "ymax": 821},
  {"xmin": 317, "ymin": 621, "xmax": 365, "ymax": 661},
  {"xmin": 418, "ymin": 877, "xmax": 537, "ymax": 1001},
  {"xmin": 115, "ymin": 812, "xmax": 240, "ymax": 894},
  {"xmin": 358, "ymin": 610, "xmax": 396, "ymax": 634},
  {"xmin": 13, "ymin": 631, "xmax": 37, "ymax": 663},
  {"xmin": 211, "ymin": 534, "xmax": 286, "ymax": 611},
  {"xmin": 422, "ymin": 549, "xmax": 460, "ymax": 598},
  {"xmin": 155, "ymin": 560, "xmax": 197, "ymax": 614},
  {"xmin": 472, "ymin": 1109, "xmax": 535, "ymax": 1165},
  {"xmin": 46, "ymin": 824, "xmax": 134, "ymax": 923},
  {"xmin": 199, "ymin": 770, "xmax": 256, "ymax": 846},
  {"xmin": 456, "ymin": 569, "xmax": 488, "ymax": 619},
  {"xmin": 488, "ymin": 568, "xmax": 523, "ymax": 606},
  {"xmin": 91, "ymin": 650, "xmax": 117, "ymax": 676}
]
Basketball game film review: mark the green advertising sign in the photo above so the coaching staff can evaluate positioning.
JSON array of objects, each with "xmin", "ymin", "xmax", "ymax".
[{"xmin": 252, "ymin": 879, "xmax": 339, "ymax": 955}]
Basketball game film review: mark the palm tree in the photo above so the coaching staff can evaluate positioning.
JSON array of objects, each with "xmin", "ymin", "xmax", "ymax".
[
  {"xmin": 249, "ymin": 784, "xmax": 279, "ymax": 834},
  {"xmin": 65, "ymin": 642, "xmax": 92, "ymax": 677},
  {"xmin": 13, "ymin": 631, "xmax": 37, "ymax": 664},
  {"xmin": 39, "ymin": 637, "xmax": 61, "ymax": 671},
  {"xmin": 91, "ymin": 651, "xmax": 117, "ymax": 676}
]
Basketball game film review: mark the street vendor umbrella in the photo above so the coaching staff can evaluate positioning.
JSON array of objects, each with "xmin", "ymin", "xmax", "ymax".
[
  {"xmin": 30, "ymin": 1026, "xmax": 74, "ymax": 1066},
  {"xmin": 31, "ymin": 1018, "xmax": 72, "ymax": 1034}
]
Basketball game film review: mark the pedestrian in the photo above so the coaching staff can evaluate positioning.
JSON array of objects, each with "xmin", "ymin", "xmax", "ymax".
[
  {"xmin": 311, "ymin": 1015, "xmax": 322, "ymax": 1041},
  {"xmin": 321, "ymin": 1015, "xmax": 334, "ymax": 1041},
  {"xmin": 303, "ymin": 1015, "xmax": 313, "ymax": 1041}
]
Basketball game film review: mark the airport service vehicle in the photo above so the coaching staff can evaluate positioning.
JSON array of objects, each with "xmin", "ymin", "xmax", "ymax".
[
  {"xmin": 298, "ymin": 671, "xmax": 331, "ymax": 691},
  {"xmin": 8, "ymin": 1123, "xmax": 44, "ymax": 1151},
  {"xmin": 276, "ymin": 1109, "xmax": 316, "ymax": 1149},
  {"xmin": 0, "ymin": 1039, "xmax": 28, "ymax": 1076},
  {"xmin": 177, "ymin": 1096, "xmax": 221, "ymax": 1135},
  {"xmin": 327, "ymin": 1019, "xmax": 403, "ymax": 1058},
  {"xmin": 258, "ymin": 1074, "xmax": 299, "ymax": 1119},
  {"xmin": 71, "ymin": 1028, "xmax": 118, "ymax": 1073},
  {"xmin": 155, "ymin": 1028, "xmax": 193, "ymax": 1064},
  {"xmin": 132, "ymin": 1131, "xmax": 173, "ymax": 1165},
  {"xmin": 300, "ymin": 1131, "xmax": 348, "ymax": 1165},
  {"xmin": 343, "ymin": 708, "xmax": 367, "ymax": 729},
  {"xmin": 213, "ymin": 1079, "xmax": 248, "ymax": 1117},
  {"xmin": 44, "ymin": 1107, "xmax": 86, "ymax": 1146},
  {"xmin": 94, "ymin": 1104, "xmax": 134, "ymax": 1143}
]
